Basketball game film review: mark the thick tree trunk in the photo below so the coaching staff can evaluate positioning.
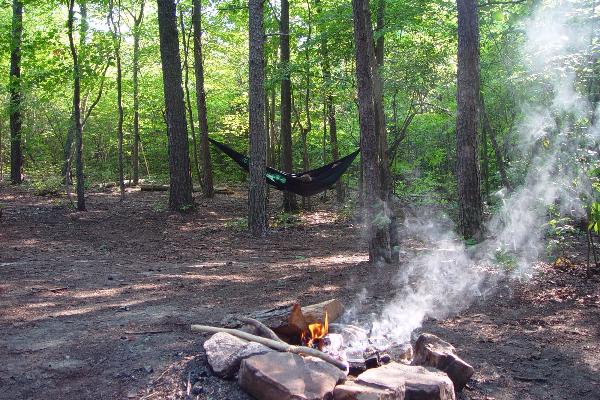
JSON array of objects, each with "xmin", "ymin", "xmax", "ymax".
[
  {"xmin": 456, "ymin": 0, "xmax": 483, "ymax": 239},
  {"xmin": 109, "ymin": 0, "xmax": 125, "ymax": 199},
  {"xmin": 192, "ymin": 0, "xmax": 214, "ymax": 198},
  {"xmin": 352, "ymin": 0, "xmax": 391, "ymax": 263},
  {"xmin": 279, "ymin": 0, "xmax": 297, "ymax": 212},
  {"xmin": 157, "ymin": 0, "xmax": 194, "ymax": 210},
  {"xmin": 9, "ymin": 0, "xmax": 23, "ymax": 184},
  {"xmin": 180, "ymin": 10, "xmax": 202, "ymax": 189},
  {"xmin": 68, "ymin": 0, "xmax": 86, "ymax": 210},
  {"xmin": 479, "ymin": 93, "xmax": 511, "ymax": 192},
  {"xmin": 132, "ymin": 1, "xmax": 144, "ymax": 186},
  {"xmin": 248, "ymin": 0, "xmax": 268, "ymax": 236}
]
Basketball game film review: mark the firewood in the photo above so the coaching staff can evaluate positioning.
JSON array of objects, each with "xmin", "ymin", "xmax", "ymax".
[
  {"xmin": 190, "ymin": 324, "xmax": 347, "ymax": 371},
  {"xmin": 302, "ymin": 299, "xmax": 344, "ymax": 325},
  {"xmin": 250, "ymin": 302, "xmax": 308, "ymax": 337},
  {"xmin": 237, "ymin": 317, "xmax": 285, "ymax": 343}
]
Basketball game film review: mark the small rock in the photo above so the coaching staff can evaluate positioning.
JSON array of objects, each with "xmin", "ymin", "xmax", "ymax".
[
  {"xmin": 143, "ymin": 365, "xmax": 153, "ymax": 374},
  {"xmin": 192, "ymin": 381, "xmax": 204, "ymax": 395},
  {"xmin": 334, "ymin": 380, "xmax": 403, "ymax": 400},
  {"xmin": 203, "ymin": 332, "xmax": 272, "ymax": 379},
  {"xmin": 357, "ymin": 362, "xmax": 455, "ymax": 400},
  {"xmin": 388, "ymin": 343, "xmax": 413, "ymax": 364},
  {"xmin": 107, "ymin": 276, "xmax": 114, "ymax": 281},
  {"xmin": 412, "ymin": 333, "xmax": 474, "ymax": 391},
  {"xmin": 238, "ymin": 352, "xmax": 346, "ymax": 400}
]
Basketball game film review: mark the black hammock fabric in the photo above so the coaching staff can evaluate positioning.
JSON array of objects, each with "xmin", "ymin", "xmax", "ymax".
[{"xmin": 209, "ymin": 138, "xmax": 359, "ymax": 197}]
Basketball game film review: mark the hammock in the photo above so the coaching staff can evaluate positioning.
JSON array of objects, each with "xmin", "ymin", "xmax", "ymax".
[{"xmin": 209, "ymin": 138, "xmax": 359, "ymax": 197}]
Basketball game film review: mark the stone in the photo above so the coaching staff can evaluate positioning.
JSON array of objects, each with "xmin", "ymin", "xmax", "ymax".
[
  {"xmin": 191, "ymin": 381, "xmax": 204, "ymax": 395},
  {"xmin": 412, "ymin": 333, "xmax": 474, "ymax": 391},
  {"xmin": 203, "ymin": 332, "xmax": 272, "ymax": 379},
  {"xmin": 238, "ymin": 352, "xmax": 346, "ymax": 400},
  {"xmin": 357, "ymin": 362, "xmax": 455, "ymax": 400},
  {"xmin": 388, "ymin": 343, "xmax": 413, "ymax": 364},
  {"xmin": 333, "ymin": 381, "xmax": 404, "ymax": 400}
]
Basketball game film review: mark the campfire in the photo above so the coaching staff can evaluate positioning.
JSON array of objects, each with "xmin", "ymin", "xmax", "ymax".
[
  {"xmin": 192, "ymin": 298, "xmax": 474, "ymax": 400},
  {"xmin": 301, "ymin": 311, "xmax": 328, "ymax": 349}
]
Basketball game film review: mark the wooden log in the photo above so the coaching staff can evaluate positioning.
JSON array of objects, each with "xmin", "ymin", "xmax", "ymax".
[
  {"xmin": 190, "ymin": 324, "xmax": 348, "ymax": 371},
  {"xmin": 140, "ymin": 184, "xmax": 169, "ymax": 191},
  {"xmin": 250, "ymin": 302, "xmax": 308, "ymax": 337},
  {"xmin": 302, "ymin": 299, "xmax": 344, "ymax": 325}
]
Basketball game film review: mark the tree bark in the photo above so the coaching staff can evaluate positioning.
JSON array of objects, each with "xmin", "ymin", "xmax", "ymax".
[
  {"xmin": 192, "ymin": 0, "xmax": 214, "ymax": 198},
  {"xmin": 180, "ymin": 10, "xmax": 202, "ymax": 189},
  {"xmin": 456, "ymin": 0, "xmax": 483, "ymax": 239},
  {"xmin": 157, "ymin": 0, "xmax": 194, "ymax": 210},
  {"xmin": 109, "ymin": 0, "xmax": 125, "ymax": 199},
  {"xmin": 371, "ymin": 0, "xmax": 398, "ymax": 263},
  {"xmin": 132, "ymin": 0, "xmax": 144, "ymax": 186},
  {"xmin": 248, "ymin": 0, "xmax": 268, "ymax": 236},
  {"xmin": 9, "ymin": 0, "xmax": 23, "ymax": 184},
  {"xmin": 68, "ymin": 0, "xmax": 86, "ymax": 210},
  {"xmin": 279, "ymin": 0, "xmax": 297, "ymax": 212},
  {"xmin": 352, "ymin": 0, "xmax": 391, "ymax": 263}
]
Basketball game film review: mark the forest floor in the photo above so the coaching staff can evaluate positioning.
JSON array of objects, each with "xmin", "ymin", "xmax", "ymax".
[{"xmin": 0, "ymin": 184, "xmax": 599, "ymax": 400}]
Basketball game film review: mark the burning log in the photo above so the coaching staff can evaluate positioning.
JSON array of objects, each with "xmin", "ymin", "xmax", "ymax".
[
  {"xmin": 250, "ymin": 302, "xmax": 308, "ymax": 340},
  {"xmin": 191, "ymin": 324, "xmax": 348, "ymax": 371},
  {"xmin": 302, "ymin": 299, "xmax": 344, "ymax": 325}
]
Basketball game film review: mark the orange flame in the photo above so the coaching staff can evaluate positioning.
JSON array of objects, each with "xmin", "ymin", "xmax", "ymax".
[{"xmin": 302, "ymin": 311, "xmax": 328, "ymax": 348}]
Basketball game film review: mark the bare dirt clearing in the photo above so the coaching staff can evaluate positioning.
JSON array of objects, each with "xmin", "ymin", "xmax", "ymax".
[{"xmin": 1, "ymin": 185, "xmax": 598, "ymax": 400}]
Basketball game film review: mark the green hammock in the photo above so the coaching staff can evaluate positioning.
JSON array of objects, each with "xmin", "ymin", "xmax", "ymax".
[{"xmin": 209, "ymin": 138, "xmax": 359, "ymax": 197}]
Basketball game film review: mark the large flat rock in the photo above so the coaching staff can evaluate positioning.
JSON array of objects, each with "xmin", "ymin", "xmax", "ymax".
[
  {"xmin": 357, "ymin": 362, "xmax": 455, "ymax": 400},
  {"xmin": 333, "ymin": 380, "xmax": 404, "ymax": 400},
  {"xmin": 238, "ymin": 352, "xmax": 346, "ymax": 400},
  {"xmin": 203, "ymin": 332, "xmax": 272, "ymax": 379},
  {"xmin": 412, "ymin": 333, "xmax": 474, "ymax": 391}
]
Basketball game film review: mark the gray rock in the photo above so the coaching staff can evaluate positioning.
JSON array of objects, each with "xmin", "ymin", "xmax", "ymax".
[
  {"xmin": 334, "ymin": 380, "xmax": 404, "ymax": 400},
  {"xmin": 388, "ymin": 343, "xmax": 413, "ymax": 364},
  {"xmin": 238, "ymin": 352, "xmax": 346, "ymax": 400},
  {"xmin": 203, "ymin": 332, "xmax": 272, "ymax": 379},
  {"xmin": 192, "ymin": 381, "xmax": 204, "ymax": 395},
  {"xmin": 357, "ymin": 362, "xmax": 455, "ymax": 400},
  {"xmin": 412, "ymin": 333, "xmax": 473, "ymax": 391}
]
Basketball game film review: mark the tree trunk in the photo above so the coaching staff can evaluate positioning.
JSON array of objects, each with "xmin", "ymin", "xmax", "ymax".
[
  {"xmin": 302, "ymin": 0, "xmax": 312, "ymax": 210},
  {"xmin": 9, "ymin": 0, "xmax": 23, "ymax": 184},
  {"xmin": 248, "ymin": 0, "xmax": 268, "ymax": 236},
  {"xmin": 479, "ymin": 93, "xmax": 511, "ymax": 192},
  {"xmin": 372, "ymin": 0, "xmax": 398, "ymax": 263},
  {"xmin": 352, "ymin": 0, "xmax": 391, "ymax": 263},
  {"xmin": 68, "ymin": 0, "xmax": 86, "ymax": 210},
  {"xmin": 279, "ymin": 0, "xmax": 297, "ymax": 212},
  {"xmin": 456, "ymin": 0, "xmax": 483, "ymax": 239},
  {"xmin": 109, "ymin": 0, "xmax": 125, "ymax": 199},
  {"xmin": 180, "ymin": 10, "xmax": 202, "ymax": 189},
  {"xmin": 157, "ymin": 0, "xmax": 194, "ymax": 210},
  {"xmin": 63, "ymin": 0, "xmax": 88, "ymax": 184},
  {"xmin": 132, "ymin": 1, "xmax": 144, "ymax": 186},
  {"xmin": 270, "ymin": 87, "xmax": 278, "ymax": 169},
  {"xmin": 192, "ymin": 0, "xmax": 214, "ymax": 198}
]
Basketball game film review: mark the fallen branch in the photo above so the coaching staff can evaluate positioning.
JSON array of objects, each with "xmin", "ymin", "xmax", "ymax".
[
  {"xmin": 237, "ymin": 317, "xmax": 285, "ymax": 343},
  {"xmin": 191, "ymin": 324, "xmax": 347, "ymax": 371}
]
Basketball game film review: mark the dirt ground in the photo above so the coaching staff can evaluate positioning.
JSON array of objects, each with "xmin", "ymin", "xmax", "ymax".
[{"xmin": 1, "ymin": 184, "xmax": 598, "ymax": 400}]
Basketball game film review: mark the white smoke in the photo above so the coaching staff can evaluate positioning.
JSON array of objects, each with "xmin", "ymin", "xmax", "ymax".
[{"xmin": 359, "ymin": 0, "xmax": 599, "ymax": 344}]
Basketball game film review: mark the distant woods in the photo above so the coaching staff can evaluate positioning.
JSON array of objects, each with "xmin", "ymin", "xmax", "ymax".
[{"xmin": 3, "ymin": 0, "xmax": 597, "ymax": 247}]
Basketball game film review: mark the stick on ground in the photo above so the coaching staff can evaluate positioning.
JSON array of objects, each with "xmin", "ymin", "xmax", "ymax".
[{"xmin": 191, "ymin": 324, "xmax": 347, "ymax": 371}]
